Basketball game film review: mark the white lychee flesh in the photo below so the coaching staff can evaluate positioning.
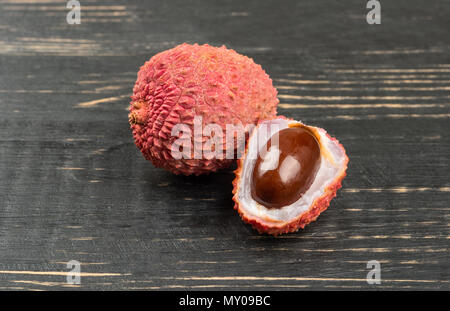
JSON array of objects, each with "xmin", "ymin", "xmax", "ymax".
[{"xmin": 236, "ymin": 118, "xmax": 348, "ymax": 224}]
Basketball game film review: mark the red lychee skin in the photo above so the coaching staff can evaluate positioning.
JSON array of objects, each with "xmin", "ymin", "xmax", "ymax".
[
  {"xmin": 232, "ymin": 125, "xmax": 349, "ymax": 236},
  {"xmin": 129, "ymin": 43, "xmax": 279, "ymax": 175}
]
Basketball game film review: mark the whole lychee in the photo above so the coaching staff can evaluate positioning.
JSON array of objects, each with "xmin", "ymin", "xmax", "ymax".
[{"xmin": 129, "ymin": 43, "xmax": 279, "ymax": 175}]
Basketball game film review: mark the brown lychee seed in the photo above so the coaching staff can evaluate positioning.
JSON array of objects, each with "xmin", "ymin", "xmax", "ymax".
[
  {"xmin": 232, "ymin": 118, "xmax": 348, "ymax": 236},
  {"xmin": 251, "ymin": 126, "xmax": 321, "ymax": 209}
]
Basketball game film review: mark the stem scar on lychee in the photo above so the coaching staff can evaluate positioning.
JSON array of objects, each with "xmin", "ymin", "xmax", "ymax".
[{"xmin": 129, "ymin": 100, "xmax": 147, "ymax": 125}]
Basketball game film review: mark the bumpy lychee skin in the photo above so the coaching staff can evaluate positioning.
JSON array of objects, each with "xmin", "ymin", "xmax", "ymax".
[{"xmin": 129, "ymin": 43, "xmax": 279, "ymax": 175}]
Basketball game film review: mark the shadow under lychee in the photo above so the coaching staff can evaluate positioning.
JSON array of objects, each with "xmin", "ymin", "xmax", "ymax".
[{"xmin": 141, "ymin": 163, "xmax": 241, "ymax": 236}]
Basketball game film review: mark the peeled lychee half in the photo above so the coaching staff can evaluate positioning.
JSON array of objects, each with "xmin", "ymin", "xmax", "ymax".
[
  {"xmin": 129, "ymin": 43, "xmax": 279, "ymax": 175},
  {"xmin": 232, "ymin": 118, "xmax": 348, "ymax": 235}
]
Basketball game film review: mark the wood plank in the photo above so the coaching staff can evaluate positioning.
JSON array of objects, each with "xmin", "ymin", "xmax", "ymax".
[{"xmin": 0, "ymin": 0, "xmax": 449, "ymax": 290}]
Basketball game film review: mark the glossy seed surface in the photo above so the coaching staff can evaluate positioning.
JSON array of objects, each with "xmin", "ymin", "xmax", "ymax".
[{"xmin": 251, "ymin": 126, "xmax": 321, "ymax": 209}]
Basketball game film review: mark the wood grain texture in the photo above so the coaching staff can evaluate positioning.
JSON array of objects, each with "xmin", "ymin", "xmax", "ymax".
[{"xmin": 0, "ymin": 0, "xmax": 449, "ymax": 290}]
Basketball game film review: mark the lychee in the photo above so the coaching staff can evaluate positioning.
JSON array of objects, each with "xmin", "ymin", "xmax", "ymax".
[
  {"xmin": 232, "ymin": 118, "xmax": 348, "ymax": 235},
  {"xmin": 129, "ymin": 43, "xmax": 279, "ymax": 175}
]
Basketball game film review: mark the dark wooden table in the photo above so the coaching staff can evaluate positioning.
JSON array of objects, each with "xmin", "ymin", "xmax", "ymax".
[{"xmin": 0, "ymin": 0, "xmax": 449, "ymax": 290}]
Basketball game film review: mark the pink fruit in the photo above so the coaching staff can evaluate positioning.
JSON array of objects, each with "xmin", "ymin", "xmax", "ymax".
[
  {"xmin": 232, "ymin": 118, "xmax": 349, "ymax": 235},
  {"xmin": 129, "ymin": 43, "xmax": 279, "ymax": 175}
]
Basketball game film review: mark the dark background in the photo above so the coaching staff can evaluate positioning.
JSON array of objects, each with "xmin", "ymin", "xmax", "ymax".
[{"xmin": 0, "ymin": 0, "xmax": 449, "ymax": 290}]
